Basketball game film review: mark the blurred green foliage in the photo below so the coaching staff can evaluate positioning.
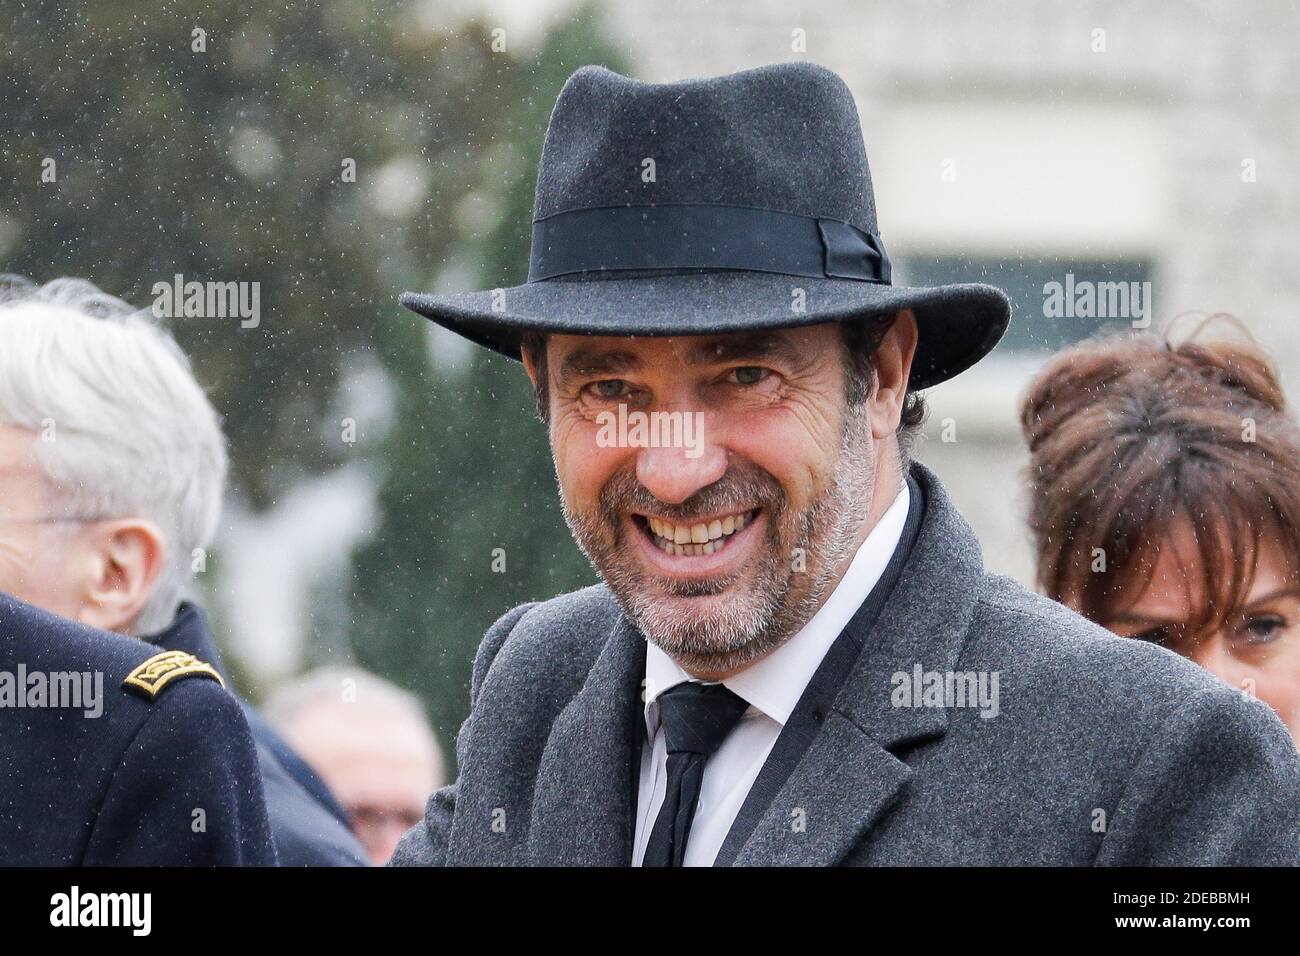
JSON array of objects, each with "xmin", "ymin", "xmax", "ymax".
[{"xmin": 0, "ymin": 0, "xmax": 625, "ymax": 763}]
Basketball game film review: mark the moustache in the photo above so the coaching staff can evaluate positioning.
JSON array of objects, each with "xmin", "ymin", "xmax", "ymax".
[{"xmin": 596, "ymin": 463, "xmax": 787, "ymax": 526}]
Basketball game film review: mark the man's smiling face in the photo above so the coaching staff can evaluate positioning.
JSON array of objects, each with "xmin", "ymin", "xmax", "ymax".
[{"xmin": 525, "ymin": 317, "xmax": 916, "ymax": 679}]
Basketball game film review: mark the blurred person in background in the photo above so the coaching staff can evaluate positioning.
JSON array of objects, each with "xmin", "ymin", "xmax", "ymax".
[
  {"xmin": 0, "ymin": 275, "xmax": 366, "ymax": 866},
  {"xmin": 264, "ymin": 666, "xmax": 445, "ymax": 866},
  {"xmin": 1021, "ymin": 315, "xmax": 1300, "ymax": 745}
]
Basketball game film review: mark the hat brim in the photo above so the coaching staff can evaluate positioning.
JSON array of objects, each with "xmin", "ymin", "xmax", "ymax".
[{"xmin": 401, "ymin": 272, "xmax": 1010, "ymax": 390}]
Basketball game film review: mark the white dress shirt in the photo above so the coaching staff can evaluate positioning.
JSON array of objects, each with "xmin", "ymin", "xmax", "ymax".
[{"xmin": 631, "ymin": 481, "xmax": 911, "ymax": 866}]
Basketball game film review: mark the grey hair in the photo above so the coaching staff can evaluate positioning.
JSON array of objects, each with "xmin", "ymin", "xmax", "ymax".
[
  {"xmin": 261, "ymin": 665, "xmax": 433, "ymax": 727},
  {"xmin": 260, "ymin": 665, "xmax": 444, "ymax": 779},
  {"xmin": 0, "ymin": 276, "xmax": 228, "ymax": 634}
]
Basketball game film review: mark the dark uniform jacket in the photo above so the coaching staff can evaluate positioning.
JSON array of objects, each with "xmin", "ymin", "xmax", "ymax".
[
  {"xmin": 392, "ymin": 464, "xmax": 1300, "ymax": 866},
  {"xmin": 147, "ymin": 604, "xmax": 366, "ymax": 866},
  {"xmin": 0, "ymin": 592, "xmax": 276, "ymax": 865}
]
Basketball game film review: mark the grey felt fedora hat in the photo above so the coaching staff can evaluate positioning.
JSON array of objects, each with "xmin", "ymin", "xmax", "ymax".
[{"xmin": 401, "ymin": 62, "xmax": 1010, "ymax": 389}]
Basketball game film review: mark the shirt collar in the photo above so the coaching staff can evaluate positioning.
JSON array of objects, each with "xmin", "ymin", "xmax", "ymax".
[{"xmin": 642, "ymin": 480, "xmax": 910, "ymax": 731}]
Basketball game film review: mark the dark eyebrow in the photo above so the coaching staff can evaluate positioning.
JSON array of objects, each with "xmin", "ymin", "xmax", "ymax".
[
  {"xmin": 555, "ymin": 331, "xmax": 803, "ymax": 384},
  {"xmin": 557, "ymin": 348, "xmax": 643, "ymax": 383},
  {"xmin": 1242, "ymin": 586, "xmax": 1300, "ymax": 609},
  {"xmin": 684, "ymin": 331, "xmax": 802, "ymax": 367},
  {"xmin": 1105, "ymin": 587, "xmax": 1300, "ymax": 633}
]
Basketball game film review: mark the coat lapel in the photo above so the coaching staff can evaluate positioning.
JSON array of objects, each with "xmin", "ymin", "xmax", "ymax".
[
  {"xmin": 729, "ymin": 463, "xmax": 987, "ymax": 866},
  {"xmin": 524, "ymin": 614, "xmax": 645, "ymax": 865},
  {"xmin": 731, "ymin": 713, "xmax": 913, "ymax": 866}
]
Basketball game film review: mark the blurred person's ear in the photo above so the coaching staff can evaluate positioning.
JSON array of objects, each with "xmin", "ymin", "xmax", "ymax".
[{"xmin": 74, "ymin": 519, "xmax": 166, "ymax": 633}]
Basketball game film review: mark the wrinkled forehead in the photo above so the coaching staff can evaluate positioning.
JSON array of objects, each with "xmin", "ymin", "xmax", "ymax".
[{"xmin": 548, "ymin": 326, "xmax": 831, "ymax": 381}]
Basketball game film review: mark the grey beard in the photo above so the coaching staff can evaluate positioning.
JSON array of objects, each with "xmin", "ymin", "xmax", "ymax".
[{"xmin": 559, "ymin": 403, "xmax": 878, "ymax": 676}]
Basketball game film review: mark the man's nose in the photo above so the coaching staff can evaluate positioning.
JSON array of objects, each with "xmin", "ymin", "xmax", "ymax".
[{"xmin": 635, "ymin": 440, "xmax": 727, "ymax": 506}]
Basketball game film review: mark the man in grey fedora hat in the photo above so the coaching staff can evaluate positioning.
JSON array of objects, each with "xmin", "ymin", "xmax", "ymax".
[{"xmin": 392, "ymin": 62, "xmax": 1300, "ymax": 866}]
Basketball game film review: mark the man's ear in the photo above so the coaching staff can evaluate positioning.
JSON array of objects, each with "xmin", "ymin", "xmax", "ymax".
[
  {"xmin": 868, "ymin": 308, "xmax": 919, "ymax": 440},
  {"xmin": 520, "ymin": 344, "xmax": 540, "ymax": 389},
  {"xmin": 75, "ymin": 519, "xmax": 167, "ymax": 634},
  {"xmin": 518, "ymin": 338, "xmax": 553, "ymax": 425}
]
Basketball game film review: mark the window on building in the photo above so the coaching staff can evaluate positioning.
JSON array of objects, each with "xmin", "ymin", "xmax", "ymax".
[{"xmin": 896, "ymin": 255, "xmax": 1152, "ymax": 353}]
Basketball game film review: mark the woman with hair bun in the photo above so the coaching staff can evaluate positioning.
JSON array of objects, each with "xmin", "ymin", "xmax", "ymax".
[{"xmin": 1021, "ymin": 314, "xmax": 1300, "ymax": 744}]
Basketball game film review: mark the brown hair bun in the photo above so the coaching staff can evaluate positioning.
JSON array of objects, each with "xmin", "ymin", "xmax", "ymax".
[
  {"xmin": 1021, "ymin": 313, "xmax": 1285, "ymax": 454},
  {"xmin": 1020, "ymin": 313, "xmax": 1300, "ymax": 634}
]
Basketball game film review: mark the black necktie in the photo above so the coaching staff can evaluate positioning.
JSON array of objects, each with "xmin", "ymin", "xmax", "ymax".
[{"xmin": 642, "ymin": 681, "xmax": 750, "ymax": 867}]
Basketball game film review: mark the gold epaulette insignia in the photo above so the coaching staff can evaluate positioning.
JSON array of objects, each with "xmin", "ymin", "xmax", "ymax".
[{"xmin": 122, "ymin": 650, "xmax": 225, "ymax": 700}]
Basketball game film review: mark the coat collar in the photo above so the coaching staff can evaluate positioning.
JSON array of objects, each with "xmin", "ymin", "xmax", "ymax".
[
  {"xmin": 729, "ymin": 462, "xmax": 986, "ymax": 865},
  {"xmin": 145, "ymin": 602, "xmax": 227, "ymax": 679},
  {"xmin": 523, "ymin": 461, "xmax": 984, "ymax": 866},
  {"xmin": 837, "ymin": 461, "xmax": 984, "ymax": 749}
]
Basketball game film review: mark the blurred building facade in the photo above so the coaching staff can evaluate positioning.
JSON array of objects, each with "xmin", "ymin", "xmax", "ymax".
[{"xmin": 593, "ymin": 0, "xmax": 1300, "ymax": 584}]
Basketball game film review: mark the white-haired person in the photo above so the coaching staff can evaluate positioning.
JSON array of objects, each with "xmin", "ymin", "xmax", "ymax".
[
  {"xmin": 264, "ymin": 667, "xmax": 445, "ymax": 866},
  {"xmin": 0, "ymin": 275, "xmax": 365, "ymax": 866}
]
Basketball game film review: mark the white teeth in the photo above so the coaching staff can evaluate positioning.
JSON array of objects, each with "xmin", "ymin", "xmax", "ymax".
[{"xmin": 645, "ymin": 509, "xmax": 756, "ymax": 556}]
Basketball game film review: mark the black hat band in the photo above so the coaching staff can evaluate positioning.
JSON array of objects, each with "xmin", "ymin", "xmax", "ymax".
[{"xmin": 528, "ymin": 203, "xmax": 891, "ymax": 285}]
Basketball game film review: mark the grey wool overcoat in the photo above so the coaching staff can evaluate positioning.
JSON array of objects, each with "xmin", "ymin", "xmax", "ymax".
[{"xmin": 392, "ymin": 464, "xmax": 1300, "ymax": 866}]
